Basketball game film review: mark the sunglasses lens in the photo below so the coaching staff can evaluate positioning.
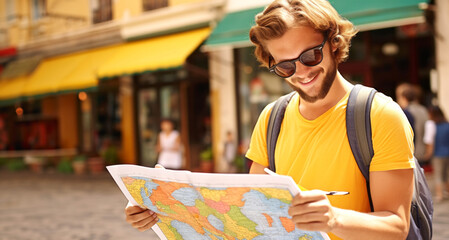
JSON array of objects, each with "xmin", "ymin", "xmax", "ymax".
[
  {"xmin": 300, "ymin": 48, "xmax": 323, "ymax": 66},
  {"xmin": 275, "ymin": 62, "xmax": 296, "ymax": 77}
]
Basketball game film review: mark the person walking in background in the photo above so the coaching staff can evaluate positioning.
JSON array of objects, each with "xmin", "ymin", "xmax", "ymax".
[
  {"xmin": 395, "ymin": 83, "xmax": 415, "ymax": 133},
  {"xmin": 223, "ymin": 131, "xmax": 237, "ymax": 172},
  {"xmin": 396, "ymin": 83, "xmax": 429, "ymax": 165},
  {"xmin": 156, "ymin": 119, "xmax": 182, "ymax": 170},
  {"xmin": 424, "ymin": 105, "xmax": 449, "ymax": 202}
]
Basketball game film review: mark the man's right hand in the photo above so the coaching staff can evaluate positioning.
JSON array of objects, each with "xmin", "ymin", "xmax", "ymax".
[{"xmin": 125, "ymin": 206, "xmax": 159, "ymax": 232}]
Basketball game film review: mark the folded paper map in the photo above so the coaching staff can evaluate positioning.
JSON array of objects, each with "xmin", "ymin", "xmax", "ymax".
[{"xmin": 107, "ymin": 164, "xmax": 330, "ymax": 240}]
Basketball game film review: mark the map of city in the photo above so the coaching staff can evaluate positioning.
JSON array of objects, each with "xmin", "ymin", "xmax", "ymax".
[{"xmin": 107, "ymin": 165, "xmax": 330, "ymax": 240}]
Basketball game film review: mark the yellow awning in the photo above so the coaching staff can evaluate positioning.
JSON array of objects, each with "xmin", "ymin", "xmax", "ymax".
[
  {"xmin": 0, "ymin": 76, "xmax": 27, "ymax": 102},
  {"xmin": 98, "ymin": 27, "xmax": 211, "ymax": 79},
  {"xmin": 22, "ymin": 45, "xmax": 117, "ymax": 98},
  {"xmin": 0, "ymin": 27, "xmax": 210, "ymax": 103}
]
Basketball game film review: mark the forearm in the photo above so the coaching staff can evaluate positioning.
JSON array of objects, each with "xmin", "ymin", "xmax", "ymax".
[{"xmin": 332, "ymin": 207, "xmax": 408, "ymax": 240}]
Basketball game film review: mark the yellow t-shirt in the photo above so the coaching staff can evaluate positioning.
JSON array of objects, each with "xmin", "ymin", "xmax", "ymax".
[{"xmin": 245, "ymin": 90, "xmax": 415, "ymax": 239}]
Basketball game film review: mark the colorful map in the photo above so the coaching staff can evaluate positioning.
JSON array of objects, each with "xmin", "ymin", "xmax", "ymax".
[{"xmin": 121, "ymin": 176, "xmax": 327, "ymax": 240}]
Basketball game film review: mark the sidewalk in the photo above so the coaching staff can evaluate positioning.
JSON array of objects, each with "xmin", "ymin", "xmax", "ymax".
[
  {"xmin": 0, "ymin": 170, "xmax": 448, "ymax": 240},
  {"xmin": 0, "ymin": 170, "xmax": 159, "ymax": 240}
]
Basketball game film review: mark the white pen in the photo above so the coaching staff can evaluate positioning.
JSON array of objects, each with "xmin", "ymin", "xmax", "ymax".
[{"xmin": 264, "ymin": 168, "xmax": 349, "ymax": 196}]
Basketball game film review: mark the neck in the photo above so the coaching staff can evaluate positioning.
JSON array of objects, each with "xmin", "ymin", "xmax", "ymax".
[{"xmin": 299, "ymin": 71, "xmax": 352, "ymax": 120}]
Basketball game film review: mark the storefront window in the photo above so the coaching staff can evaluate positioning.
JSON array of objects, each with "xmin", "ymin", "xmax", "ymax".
[
  {"xmin": 236, "ymin": 47, "xmax": 291, "ymax": 152},
  {"xmin": 95, "ymin": 90, "xmax": 121, "ymax": 153},
  {"xmin": 138, "ymin": 84, "xmax": 180, "ymax": 167}
]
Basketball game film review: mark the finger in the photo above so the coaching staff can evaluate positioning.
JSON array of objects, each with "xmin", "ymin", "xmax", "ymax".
[
  {"xmin": 127, "ymin": 209, "xmax": 154, "ymax": 224},
  {"xmin": 137, "ymin": 214, "xmax": 159, "ymax": 232},
  {"xmin": 291, "ymin": 211, "xmax": 331, "ymax": 225},
  {"xmin": 294, "ymin": 221, "xmax": 327, "ymax": 232},
  {"xmin": 125, "ymin": 206, "xmax": 147, "ymax": 216},
  {"xmin": 291, "ymin": 190, "xmax": 327, "ymax": 205},
  {"xmin": 155, "ymin": 164, "xmax": 165, "ymax": 169},
  {"xmin": 132, "ymin": 211, "xmax": 158, "ymax": 229},
  {"xmin": 288, "ymin": 203, "xmax": 327, "ymax": 217}
]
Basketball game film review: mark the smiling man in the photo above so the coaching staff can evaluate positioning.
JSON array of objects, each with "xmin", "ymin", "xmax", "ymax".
[
  {"xmin": 246, "ymin": 0, "xmax": 415, "ymax": 239},
  {"xmin": 123, "ymin": 1, "xmax": 415, "ymax": 239}
]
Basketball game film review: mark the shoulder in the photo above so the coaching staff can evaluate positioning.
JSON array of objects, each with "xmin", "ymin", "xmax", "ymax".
[
  {"xmin": 371, "ymin": 93, "xmax": 407, "ymax": 123},
  {"xmin": 369, "ymin": 92, "xmax": 414, "ymax": 171}
]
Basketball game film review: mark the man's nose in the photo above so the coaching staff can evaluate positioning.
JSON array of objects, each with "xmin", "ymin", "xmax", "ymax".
[{"xmin": 292, "ymin": 61, "xmax": 312, "ymax": 78}]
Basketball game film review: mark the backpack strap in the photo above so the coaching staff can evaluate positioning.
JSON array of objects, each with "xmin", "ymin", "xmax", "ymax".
[
  {"xmin": 267, "ymin": 92, "xmax": 296, "ymax": 172},
  {"xmin": 346, "ymin": 84, "xmax": 377, "ymax": 211}
]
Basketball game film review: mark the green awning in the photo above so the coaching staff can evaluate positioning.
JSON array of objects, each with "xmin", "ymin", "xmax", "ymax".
[
  {"xmin": 203, "ymin": 7, "xmax": 264, "ymax": 50},
  {"xmin": 0, "ymin": 56, "xmax": 42, "ymax": 80},
  {"xmin": 330, "ymin": 0, "xmax": 427, "ymax": 31},
  {"xmin": 204, "ymin": 0, "xmax": 428, "ymax": 50}
]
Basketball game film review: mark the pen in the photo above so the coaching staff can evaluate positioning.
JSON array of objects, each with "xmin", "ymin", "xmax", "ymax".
[{"xmin": 264, "ymin": 168, "xmax": 350, "ymax": 196}]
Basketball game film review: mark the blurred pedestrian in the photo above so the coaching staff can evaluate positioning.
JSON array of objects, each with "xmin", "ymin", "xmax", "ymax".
[
  {"xmin": 223, "ymin": 131, "xmax": 237, "ymax": 172},
  {"xmin": 156, "ymin": 119, "xmax": 182, "ymax": 170},
  {"xmin": 395, "ymin": 83, "xmax": 416, "ymax": 133},
  {"xmin": 396, "ymin": 83, "xmax": 429, "ymax": 165},
  {"xmin": 423, "ymin": 105, "xmax": 449, "ymax": 202}
]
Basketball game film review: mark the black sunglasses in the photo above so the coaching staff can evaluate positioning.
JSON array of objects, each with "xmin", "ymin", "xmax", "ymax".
[{"xmin": 269, "ymin": 35, "xmax": 328, "ymax": 78}]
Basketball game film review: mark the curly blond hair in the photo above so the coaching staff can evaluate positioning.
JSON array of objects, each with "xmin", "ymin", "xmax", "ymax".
[{"xmin": 249, "ymin": 0, "xmax": 357, "ymax": 67}]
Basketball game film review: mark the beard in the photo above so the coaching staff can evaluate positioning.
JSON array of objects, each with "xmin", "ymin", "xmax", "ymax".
[{"xmin": 287, "ymin": 61, "xmax": 337, "ymax": 103}]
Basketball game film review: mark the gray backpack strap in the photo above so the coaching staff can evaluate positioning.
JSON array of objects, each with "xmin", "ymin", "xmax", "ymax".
[
  {"xmin": 346, "ymin": 84, "xmax": 377, "ymax": 179},
  {"xmin": 267, "ymin": 92, "xmax": 295, "ymax": 172},
  {"xmin": 346, "ymin": 84, "xmax": 377, "ymax": 210}
]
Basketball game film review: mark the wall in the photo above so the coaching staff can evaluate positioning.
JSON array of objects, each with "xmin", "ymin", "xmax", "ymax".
[
  {"xmin": 119, "ymin": 76, "xmax": 136, "ymax": 164},
  {"xmin": 46, "ymin": 0, "xmax": 90, "ymax": 19},
  {"xmin": 209, "ymin": 48, "xmax": 238, "ymax": 172},
  {"xmin": 436, "ymin": 0, "xmax": 449, "ymax": 116},
  {"xmin": 113, "ymin": 0, "xmax": 142, "ymax": 21},
  {"xmin": 57, "ymin": 94, "xmax": 78, "ymax": 149},
  {"xmin": 225, "ymin": 0, "xmax": 271, "ymax": 12},
  {"xmin": 169, "ymin": 0, "xmax": 204, "ymax": 6}
]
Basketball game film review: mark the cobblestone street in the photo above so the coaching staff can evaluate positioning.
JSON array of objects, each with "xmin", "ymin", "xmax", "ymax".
[
  {"xmin": 0, "ymin": 170, "xmax": 448, "ymax": 240},
  {"xmin": 0, "ymin": 171, "xmax": 158, "ymax": 240}
]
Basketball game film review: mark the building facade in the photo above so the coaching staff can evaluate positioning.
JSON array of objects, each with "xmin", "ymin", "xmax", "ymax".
[{"xmin": 0, "ymin": 0, "xmax": 225, "ymax": 170}]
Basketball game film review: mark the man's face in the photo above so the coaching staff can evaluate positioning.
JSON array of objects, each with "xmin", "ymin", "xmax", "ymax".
[{"xmin": 266, "ymin": 26, "xmax": 338, "ymax": 103}]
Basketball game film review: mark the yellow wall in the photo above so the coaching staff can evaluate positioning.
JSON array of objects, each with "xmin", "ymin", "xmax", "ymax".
[
  {"xmin": 169, "ymin": 0, "xmax": 204, "ymax": 6},
  {"xmin": 120, "ymin": 77, "xmax": 137, "ymax": 164},
  {"xmin": 46, "ymin": 0, "xmax": 90, "ymax": 20},
  {"xmin": 57, "ymin": 94, "xmax": 79, "ymax": 149},
  {"xmin": 113, "ymin": 0, "xmax": 143, "ymax": 20},
  {"xmin": 0, "ymin": 0, "xmax": 5, "ymax": 22}
]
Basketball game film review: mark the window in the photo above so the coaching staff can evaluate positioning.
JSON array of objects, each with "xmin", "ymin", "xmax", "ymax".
[
  {"xmin": 31, "ymin": 0, "xmax": 46, "ymax": 21},
  {"xmin": 91, "ymin": 0, "xmax": 112, "ymax": 24},
  {"xmin": 143, "ymin": 0, "xmax": 168, "ymax": 12},
  {"xmin": 6, "ymin": 0, "xmax": 16, "ymax": 22}
]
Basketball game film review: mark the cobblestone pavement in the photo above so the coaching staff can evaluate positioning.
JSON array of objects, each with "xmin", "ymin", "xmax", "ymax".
[
  {"xmin": 1, "ymin": 170, "xmax": 448, "ymax": 240},
  {"xmin": 0, "ymin": 171, "xmax": 158, "ymax": 240}
]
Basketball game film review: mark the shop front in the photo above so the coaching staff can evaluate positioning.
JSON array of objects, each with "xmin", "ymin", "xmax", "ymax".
[{"xmin": 135, "ymin": 66, "xmax": 211, "ymax": 169}]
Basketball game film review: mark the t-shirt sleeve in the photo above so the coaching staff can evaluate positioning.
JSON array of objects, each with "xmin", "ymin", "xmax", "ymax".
[
  {"xmin": 423, "ymin": 120, "xmax": 436, "ymax": 145},
  {"xmin": 370, "ymin": 97, "xmax": 415, "ymax": 172},
  {"xmin": 244, "ymin": 103, "xmax": 274, "ymax": 167}
]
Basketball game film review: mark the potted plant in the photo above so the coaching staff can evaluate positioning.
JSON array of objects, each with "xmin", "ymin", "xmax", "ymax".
[
  {"xmin": 72, "ymin": 155, "xmax": 87, "ymax": 175},
  {"xmin": 87, "ymin": 155, "xmax": 105, "ymax": 174},
  {"xmin": 57, "ymin": 157, "xmax": 73, "ymax": 174},
  {"xmin": 199, "ymin": 147, "xmax": 214, "ymax": 173},
  {"xmin": 6, "ymin": 158, "xmax": 27, "ymax": 172},
  {"xmin": 24, "ymin": 155, "xmax": 46, "ymax": 173},
  {"xmin": 101, "ymin": 145, "xmax": 119, "ymax": 166}
]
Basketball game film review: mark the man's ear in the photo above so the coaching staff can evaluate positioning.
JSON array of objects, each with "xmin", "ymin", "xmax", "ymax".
[{"xmin": 331, "ymin": 36, "xmax": 339, "ymax": 52}]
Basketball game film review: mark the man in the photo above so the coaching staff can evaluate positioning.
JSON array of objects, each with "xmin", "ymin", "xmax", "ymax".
[
  {"xmin": 396, "ymin": 82, "xmax": 429, "ymax": 164},
  {"xmin": 125, "ymin": 0, "xmax": 415, "ymax": 239}
]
